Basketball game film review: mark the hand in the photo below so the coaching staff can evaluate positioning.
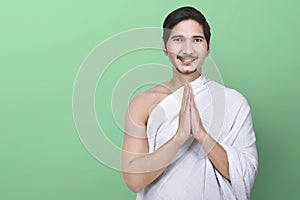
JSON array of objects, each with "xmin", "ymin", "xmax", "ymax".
[
  {"xmin": 189, "ymin": 84, "xmax": 207, "ymax": 143},
  {"xmin": 174, "ymin": 84, "xmax": 192, "ymax": 146}
]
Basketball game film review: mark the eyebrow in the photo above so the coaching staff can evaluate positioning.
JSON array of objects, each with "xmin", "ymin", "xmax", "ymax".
[
  {"xmin": 171, "ymin": 34, "xmax": 183, "ymax": 38},
  {"xmin": 193, "ymin": 35, "xmax": 205, "ymax": 39},
  {"xmin": 170, "ymin": 34, "xmax": 205, "ymax": 39}
]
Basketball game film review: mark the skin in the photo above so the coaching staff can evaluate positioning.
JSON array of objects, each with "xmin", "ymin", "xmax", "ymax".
[{"xmin": 121, "ymin": 19, "xmax": 230, "ymax": 193}]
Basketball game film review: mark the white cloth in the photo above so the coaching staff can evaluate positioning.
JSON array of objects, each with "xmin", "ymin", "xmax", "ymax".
[{"xmin": 136, "ymin": 75, "xmax": 258, "ymax": 200}]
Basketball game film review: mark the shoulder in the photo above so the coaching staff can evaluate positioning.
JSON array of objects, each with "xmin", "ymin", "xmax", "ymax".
[
  {"xmin": 206, "ymin": 80, "xmax": 254, "ymax": 125},
  {"xmin": 207, "ymin": 78, "xmax": 250, "ymax": 109},
  {"xmin": 127, "ymin": 83, "xmax": 172, "ymax": 125},
  {"xmin": 129, "ymin": 84, "xmax": 170, "ymax": 109},
  {"xmin": 222, "ymin": 86, "xmax": 252, "ymax": 115},
  {"xmin": 224, "ymin": 87, "xmax": 248, "ymax": 104}
]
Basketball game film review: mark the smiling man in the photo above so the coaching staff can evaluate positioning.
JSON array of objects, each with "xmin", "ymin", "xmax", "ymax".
[{"xmin": 121, "ymin": 6, "xmax": 258, "ymax": 200}]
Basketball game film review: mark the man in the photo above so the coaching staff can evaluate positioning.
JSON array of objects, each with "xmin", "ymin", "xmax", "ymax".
[{"xmin": 121, "ymin": 6, "xmax": 258, "ymax": 200}]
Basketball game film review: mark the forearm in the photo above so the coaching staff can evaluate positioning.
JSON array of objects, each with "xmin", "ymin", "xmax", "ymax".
[
  {"xmin": 121, "ymin": 135, "xmax": 182, "ymax": 192},
  {"xmin": 196, "ymin": 133, "xmax": 230, "ymax": 180}
]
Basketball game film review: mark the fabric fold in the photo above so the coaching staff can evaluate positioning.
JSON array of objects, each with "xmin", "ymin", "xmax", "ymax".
[{"xmin": 137, "ymin": 75, "xmax": 258, "ymax": 200}]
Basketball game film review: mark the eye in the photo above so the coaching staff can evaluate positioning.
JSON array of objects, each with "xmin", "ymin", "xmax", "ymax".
[
  {"xmin": 194, "ymin": 38, "xmax": 203, "ymax": 43},
  {"xmin": 172, "ymin": 37, "xmax": 183, "ymax": 43}
]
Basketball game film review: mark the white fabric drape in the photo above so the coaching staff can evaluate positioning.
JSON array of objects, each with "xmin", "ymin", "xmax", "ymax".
[{"xmin": 136, "ymin": 75, "xmax": 258, "ymax": 200}]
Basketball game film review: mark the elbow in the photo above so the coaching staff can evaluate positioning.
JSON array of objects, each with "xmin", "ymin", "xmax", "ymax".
[
  {"xmin": 126, "ymin": 183, "xmax": 143, "ymax": 193},
  {"xmin": 123, "ymin": 174, "xmax": 146, "ymax": 193},
  {"xmin": 245, "ymin": 165, "xmax": 258, "ymax": 189}
]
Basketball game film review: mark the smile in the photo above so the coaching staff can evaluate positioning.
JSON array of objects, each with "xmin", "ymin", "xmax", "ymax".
[{"xmin": 177, "ymin": 55, "xmax": 198, "ymax": 64}]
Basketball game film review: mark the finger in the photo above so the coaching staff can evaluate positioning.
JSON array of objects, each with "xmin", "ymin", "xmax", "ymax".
[
  {"xmin": 191, "ymin": 95, "xmax": 199, "ymax": 117},
  {"xmin": 188, "ymin": 84, "xmax": 193, "ymax": 105},
  {"xmin": 188, "ymin": 84, "xmax": 195, "ymax": 115},
  {"xmin": 181, "ymin": 84, "xmax": 188, "ymax": 108},
  {"xmin": 187, "ymin": 85, "xmax": 192, "ymax": 129},
  {"xmin": 181, "ymin": 84, "xmax": 190, "ymax": 112},
  {"xmin": 182, "ymin": 85, "xmax": 191, "ymax": 128},
  {"xmin": 189, "ymin": 86, "xmax": 197, "ymax": 111},
  {"xmin": 189, "ymin": 86, "xmax": 200, "ymax": 123},
  {"xmin": 186, "ymin": 84, "xmax": 191, "ymax": 112}
]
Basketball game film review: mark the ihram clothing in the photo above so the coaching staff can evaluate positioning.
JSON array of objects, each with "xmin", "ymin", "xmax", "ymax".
[{"xmin": 136, "ymin": 75, "xmax": 258, "ymax": 200}]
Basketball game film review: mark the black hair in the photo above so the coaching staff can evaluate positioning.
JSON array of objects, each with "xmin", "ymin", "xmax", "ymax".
[{"xmin": 163, "ymin": 6, "xmax": 211, "ymax": 49}]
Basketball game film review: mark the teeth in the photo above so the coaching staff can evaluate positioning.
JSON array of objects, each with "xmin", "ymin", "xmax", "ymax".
[
  {"xmin": 180, "ymin": 58, "xmax": 194, "ymax": 62},
  {"xmin": 177, "ymin": 56, "xmax": 196, "ymax": 62}
]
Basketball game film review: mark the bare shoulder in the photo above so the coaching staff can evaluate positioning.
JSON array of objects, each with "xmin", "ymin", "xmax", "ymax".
[
  {"xmin": 128, "ymin": 83, "xmax": 172, "ymax": 125},
  {"xmin": 123, "ymin": 83, "xmax": 172, "ymax": 152}
]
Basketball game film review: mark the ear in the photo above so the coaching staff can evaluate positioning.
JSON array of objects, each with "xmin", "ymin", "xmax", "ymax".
[
  {"xmin": 206, "ymin": 42, "xmax": 210, "ymax": 55},
  {"xmin": 162, "ymin": 38, "xmax": 168, "ymax": 56}
]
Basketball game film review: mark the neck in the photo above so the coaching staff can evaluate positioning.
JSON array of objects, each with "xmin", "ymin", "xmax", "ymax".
[{"xmin": 167, "ymin": 69, "xmax": 201, "ymax": 91}]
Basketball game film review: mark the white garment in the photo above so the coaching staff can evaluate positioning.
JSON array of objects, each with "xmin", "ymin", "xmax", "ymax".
[{"xmin": 136, "ymin": 75, "xmax": 258, "ymax": 200}]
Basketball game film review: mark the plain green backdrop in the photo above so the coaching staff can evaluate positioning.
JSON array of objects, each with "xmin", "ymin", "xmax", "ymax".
[{"xmin": 1, "ymin": 0, "xmax": 299, "ymax": 199}]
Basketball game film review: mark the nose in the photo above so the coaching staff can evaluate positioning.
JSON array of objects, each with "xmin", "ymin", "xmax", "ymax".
[{"xmin": 182, "ymin": 40, "xmax": 194, "ymax": 54}]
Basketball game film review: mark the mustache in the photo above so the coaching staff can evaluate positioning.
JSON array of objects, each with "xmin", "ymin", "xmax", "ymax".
[{"xmin": 177, "ymin": 55, "xmax": 198, "ymax": 60}]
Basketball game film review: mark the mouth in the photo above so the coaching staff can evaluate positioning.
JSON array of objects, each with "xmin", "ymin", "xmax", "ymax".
[{"xmin": 177, "ymin": 55, "xmax": 198, "ymax": 65}]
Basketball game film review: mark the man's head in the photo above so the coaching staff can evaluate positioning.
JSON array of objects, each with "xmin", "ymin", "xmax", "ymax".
[
  {"xmin": 162, "ymin": 6, "xmax": 211, "ymax": 75},
  {"xmin": 163, "ymin": 6, "xmax": 211, "ymax": 50}
]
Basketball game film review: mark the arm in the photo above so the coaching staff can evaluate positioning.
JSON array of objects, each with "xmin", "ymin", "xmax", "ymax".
[
  {"xmin": 121, "ymin": 85, "xmax": 191, "ymax": 193},
  {"xmin": 220, "ymin": 97, "xmax": 258, "ymax": 199},
  {"xmin": 189, "ymin": 84, "xmax": 230, "ymax": 180},
  {"xmin": 190, "ymin": 84, "xmax": 258, "ymax": 199},
  {"xmin": 197, "ymin": 133, "xmax": 230, "ymax": 180}
]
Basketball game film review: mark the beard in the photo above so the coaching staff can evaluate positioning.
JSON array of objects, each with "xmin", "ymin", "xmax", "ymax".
[{"xmin": 175, "ymin": 65, "xmax": 198, "ymax": 75}]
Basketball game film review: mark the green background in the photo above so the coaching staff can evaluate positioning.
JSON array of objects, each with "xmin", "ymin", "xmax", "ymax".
[{"xmin": 1, "ymin": 0, "xmax": 299, "ymax": 199}]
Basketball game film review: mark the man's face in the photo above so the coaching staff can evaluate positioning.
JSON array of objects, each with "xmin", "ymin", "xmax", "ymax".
[{"xmin": 164, "ymin": 19, "xmax": 209, "ymax": 75}]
